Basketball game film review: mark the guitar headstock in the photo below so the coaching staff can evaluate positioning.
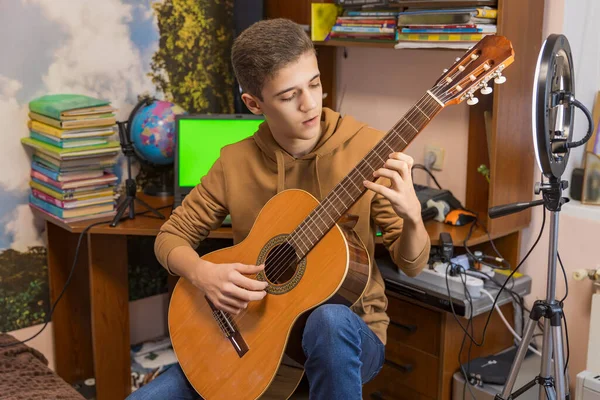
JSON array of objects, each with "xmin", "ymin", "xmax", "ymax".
[{"xmin": 431, "ymin": 35, "xmax": 515, "ymax": 107}]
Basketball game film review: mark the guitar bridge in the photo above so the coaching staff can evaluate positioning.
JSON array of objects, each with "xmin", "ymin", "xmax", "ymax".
[{"xmin": 206, "ymin": 297, "xmax": 249, "ymax": 358}]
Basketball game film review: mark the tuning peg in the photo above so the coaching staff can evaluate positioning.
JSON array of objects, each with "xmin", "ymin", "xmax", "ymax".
[
  {"xmin": 480, "ymin": 84, "xmax": 492, "ymax": 95},
  {"xmin": 455, "ymin": 57, "xmax": 461, "ymax": 62},
  {"xmin": 466, "ymin": 94, "xmax": 479, "ymax": 106},
  {"xmin": 443, "ymin": 68, "xmax": 449, "ymax": 73},
  {"xmin": 494, "ymin": 72, "xmax": 506, "ymax": 84}
]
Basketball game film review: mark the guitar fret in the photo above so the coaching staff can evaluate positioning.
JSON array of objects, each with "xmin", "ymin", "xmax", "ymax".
[
  {"xmin": 403, "ymin": 117, "xmax": 418, "ymax": 132},
  {"xmin": 382, "ymin": 140, "xmax": 395, "ymax": 153},
  {"xmin": 415, "ymin": 105, "xmax": 430, "ymax": 120}
]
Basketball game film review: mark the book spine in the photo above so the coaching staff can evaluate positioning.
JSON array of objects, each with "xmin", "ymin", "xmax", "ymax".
[
  {"xmin": 29, "ymin": 193, "xmax": 66, "ymax": 218},
  {"xmin": 332, "ymin": 26, "xmax": 395, "ymax": 33},
  {"xmin": 31, "ymin": 189, "xmax": 65, "ymax": 208},
  {"xmin": 31, "ymin": 170, "xmax": 64, "ymax": 189},
  {"xmin": 31, "ymin": 162, "xmax": 60, "ymax": 181}
]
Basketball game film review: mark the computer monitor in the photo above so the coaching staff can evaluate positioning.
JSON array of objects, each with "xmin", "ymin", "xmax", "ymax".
[{"xmin": 174, "ymin": 114, "xmax": 265, "ymax": 224}]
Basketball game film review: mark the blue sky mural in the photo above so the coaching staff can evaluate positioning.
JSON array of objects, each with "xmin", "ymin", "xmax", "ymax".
[{"xmin": 0, "ymin": 0, "xmax": 160, "ymax": 253}]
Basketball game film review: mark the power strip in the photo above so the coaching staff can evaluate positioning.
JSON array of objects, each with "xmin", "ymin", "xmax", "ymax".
[{"xmin": 412, "ymin": 263, "xmax": 484, "ymax": 298}]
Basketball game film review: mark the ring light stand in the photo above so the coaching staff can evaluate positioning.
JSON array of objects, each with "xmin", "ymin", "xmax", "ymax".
[{"xmin": 489, "ymin": 34, "xmax": 594, "ymax": 400}]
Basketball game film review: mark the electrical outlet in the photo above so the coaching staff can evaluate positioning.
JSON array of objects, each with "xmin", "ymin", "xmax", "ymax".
[{"xmin": 424, "ymin": 145, "xmax": 445, "ymax": 171}]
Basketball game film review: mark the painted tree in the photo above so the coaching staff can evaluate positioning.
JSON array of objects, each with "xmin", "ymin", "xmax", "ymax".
[{"xmin": 150, "ymin": 0, "xmax": 234, "ymax": 113}]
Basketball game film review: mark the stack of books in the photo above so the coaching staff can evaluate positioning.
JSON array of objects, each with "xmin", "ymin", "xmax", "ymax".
[
  {"xmin": 21, "ymin": 94, "xmax": 122, "ymax": 223},
  {"xmin": 329, "ymin": 9, "xmax": 399, "ymax": 43},
  {"xmin": 395, "ymin": 6, "xmax": 497, "ymax": 49}
]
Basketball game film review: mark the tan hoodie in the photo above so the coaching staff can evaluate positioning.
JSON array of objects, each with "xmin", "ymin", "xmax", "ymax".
[{"xmin": 155, "ymin": 107, "xmax": 431, "ymax": 345}]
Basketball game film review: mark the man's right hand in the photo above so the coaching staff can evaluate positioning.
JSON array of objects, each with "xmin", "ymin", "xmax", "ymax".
[{"xmin": 193, "ymin": 260, "xmax": 268, "ymax": 315}]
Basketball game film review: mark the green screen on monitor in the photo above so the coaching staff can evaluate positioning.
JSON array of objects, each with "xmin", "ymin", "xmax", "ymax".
[{"xmin": 177, "ymin": 117, "xmax": 264, "ymax": 187}]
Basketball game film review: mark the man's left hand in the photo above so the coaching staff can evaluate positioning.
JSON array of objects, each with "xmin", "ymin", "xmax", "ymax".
[{"xmin": 363, "ymin": 152, "xmax": 422, "ymax": 223}]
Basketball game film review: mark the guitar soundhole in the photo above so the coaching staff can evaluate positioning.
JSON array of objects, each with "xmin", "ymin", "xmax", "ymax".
[{"xmin": 264, "ymin": 243, "xmax": 298, "ymax": 285}]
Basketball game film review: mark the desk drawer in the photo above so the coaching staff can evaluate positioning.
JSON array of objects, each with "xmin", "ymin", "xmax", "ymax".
[
  {"xmin": 363, "ymin": 362, "xmax": 436, "ymax": 400},
  {"xmin": 382, "ymin": 341, "xmax": 439, "ymax": 398},
  {"xmin": 386, "ymin": 295, "xmax": 441, "ymax": 356}
]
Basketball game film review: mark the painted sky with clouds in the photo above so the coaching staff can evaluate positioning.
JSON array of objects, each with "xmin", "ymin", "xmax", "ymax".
[{"xmin": 0, "ymin": 0, "xmax": 160, "ymax": 251}]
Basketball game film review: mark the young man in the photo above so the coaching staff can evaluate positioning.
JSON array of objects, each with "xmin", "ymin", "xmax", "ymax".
[{"xmin": 129, "ymin": 18, "xmax": 430, "ymax": 400}]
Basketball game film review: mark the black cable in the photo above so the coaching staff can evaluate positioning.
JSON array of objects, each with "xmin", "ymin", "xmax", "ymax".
[
  {"xmin": 445, "ymin": 206, "xmax": 546, "ymax": 346},
  {"xmin": 412, "ymin": 163, "xmax": 443, "ymax": 189},
  {"xmin": 557, "ymin": 251, "xmax": 570, "ymax": 376},
  {"xmin": 0, "ymin": 204, "xmax": 172, "ymax": 348},
  {"xmin": 566, "ymin": 97, "xmax": 594, "ymax": 149}
]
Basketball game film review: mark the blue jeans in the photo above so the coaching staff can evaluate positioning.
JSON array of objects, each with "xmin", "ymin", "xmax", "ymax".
[{"xmin": 127, "ymin": 304, "xmax": 385, "ymax": 400}]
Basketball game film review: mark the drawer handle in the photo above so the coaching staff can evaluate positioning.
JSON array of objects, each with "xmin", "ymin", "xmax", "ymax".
[
  {"xmin": 370, "ymin": 391, "xmax": 387, "ymax": 400},
  {"xmin": 385, "ymin": 359, "xmax": 414, "ymax": 374},
  {"xmin": 390, "ymin": 320, "xmax": 417, "ymax": 333}
]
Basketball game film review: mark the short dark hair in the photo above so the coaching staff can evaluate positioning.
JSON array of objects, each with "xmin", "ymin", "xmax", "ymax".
[{"xmin": 231, "ymin": 18, "xmax": 315, "ymax": 101}]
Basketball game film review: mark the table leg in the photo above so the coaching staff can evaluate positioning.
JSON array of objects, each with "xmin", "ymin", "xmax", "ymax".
[
  {"xmin": 88, "ymin": 233, "xmax": 131, "ymax": 400},
  {"xmin": 46, "ymin": 222, "xmax": 94, "ymax": 383}
]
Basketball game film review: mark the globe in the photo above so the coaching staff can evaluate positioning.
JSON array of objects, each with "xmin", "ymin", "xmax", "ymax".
[{"xmin": 130, "ymin": 99, "xmax": 187, "ymax": 165}]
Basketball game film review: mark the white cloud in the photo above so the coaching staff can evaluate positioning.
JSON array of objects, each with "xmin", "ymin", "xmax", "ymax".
[
  {"xmin": 0, "ymin": 75, "xmax": 31, "ymax": 192},
  {"xmin": 5, "ymin": 204, "xmax": 45, "ymax": 252},
  {"xmin": 26, "ymin": 0, "xmax": 156, "ymax": 119}
]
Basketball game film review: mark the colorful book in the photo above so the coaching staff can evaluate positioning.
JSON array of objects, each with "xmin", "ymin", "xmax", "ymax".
[
  {"xmin": 311, "ymin": 3, "xmax": 341, "ymax": 41},
  {"xmin": 30, "ymin": 131, "xmax": 108, "ymax": 149},
  {"xmin": 30, "ymin": 180, "xmax": 115, "ymax": 201},
  {"xmin": 33, "ymin": 152, "xmax": 118, "ymax": 170},
  {"xmin": 396, "ymin": 33, "xmax": 491, "ymax": 42},
  {"xmin": 30, "ymin": 204, "xmax": 117, "ymax": 224},
  {"xmin": 21, "ymin": 137, "xmax": 120, "ymax": 160},
  {"xmin": 31, "ymin": 189, "xmax": 115, "ymax": 209},
  {"xmin": 29, "ymin": 193, "xmax": 115, "ymax": 219},
  {"xmin": 29, "ymin": 111, "xmax": 116, "ymax": 130},
  {"xmin": 31, "ymin": 170, "xmax": 118, "ymax": 190},
  {"xmin": 31, "ymin": 161, "xmax": 105, "ymax": 182},
  {"xmin": 28, "ymin": 94, "xmax": 113, "ymax": 120},
  {"xmin": 28, "ymin": 120, "xmax": 116, "ymax": 139},
  {"xmin": 401, "ymin": 26, "xmax": 496, "ymax": 33},
  {"xmin": 331, "ymin": 26, "xmax": 395, "ymax": 34},
  {"xmin": 398, "ymin": 8, "xmax": 497, "ymax": 25}
]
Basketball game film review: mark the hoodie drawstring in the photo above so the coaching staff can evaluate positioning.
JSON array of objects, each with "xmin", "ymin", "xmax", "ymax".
[
  {"xmin": 275, "ymin": 149, "xmax": 285, "ymax": 193},
  {"xmin": 315, "ymin": 155, "xmax": 323, "ymax": 200}
]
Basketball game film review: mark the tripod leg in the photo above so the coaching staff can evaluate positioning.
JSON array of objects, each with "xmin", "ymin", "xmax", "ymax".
[
  {"xmin": 110, "ymin": 197, "xmax": 133, "ymax": 227},
  {"xmin": 500, "ymin": 313, "xmax": 538, "ymax": 398},
  {"xmin": 551, "ymin": 309, "xmax": 567, "ymax": 399},
  {"xmin": 540, "ymin": 318, "xmax": 554, "ymax": 399},
  {"xmin": 135, "ymin": 197, "xmax": 165, "ymax": 219},
  {"xmin": 545, "ymin": 384, "xmax": 557, "ymax": 400}
]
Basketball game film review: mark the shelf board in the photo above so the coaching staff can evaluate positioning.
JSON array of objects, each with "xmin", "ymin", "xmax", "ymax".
[
  {"xmin": 314, "ymin": 40, "xmax": 396, "ymax": 49},
  {"xmin": 386, "ymin": 0, "xmax": 497, "ymax": 7},
  {"xmin": 314, "ymin": 40, "xmax": 475, "ymax": 51}
]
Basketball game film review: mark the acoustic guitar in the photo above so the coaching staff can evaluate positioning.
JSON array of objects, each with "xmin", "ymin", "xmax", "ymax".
[{"xmin": 168, "ymin": 35, "xmax": 515, "ymax": 399}]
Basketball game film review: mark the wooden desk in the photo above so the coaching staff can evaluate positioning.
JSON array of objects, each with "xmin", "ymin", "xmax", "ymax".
[
  {"xmin": 36, "ymin": 193, "xmax": 519, "ymax": 400},
  {"xmin": 35, "ymin": 194, "xmax": 233, "ymax": 400}
]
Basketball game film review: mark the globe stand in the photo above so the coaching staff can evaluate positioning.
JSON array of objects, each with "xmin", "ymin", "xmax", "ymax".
[
  {"xmin": 142, "ymin": 166, "xmax": 173, "ymax": 197},
  {"xmin": 110, "ymin": 121, "xmax": 165, "ymax": 228}
]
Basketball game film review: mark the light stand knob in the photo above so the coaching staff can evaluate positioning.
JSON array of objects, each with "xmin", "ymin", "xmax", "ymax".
[{"xmin": 494, "ymin": 72, "xmax": 507, "ymax": 84}]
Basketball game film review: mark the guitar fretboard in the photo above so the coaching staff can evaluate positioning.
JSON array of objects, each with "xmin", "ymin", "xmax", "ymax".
[{"xmin": 288, "ymin": 92, "xmax": 444, "ymax": 259}]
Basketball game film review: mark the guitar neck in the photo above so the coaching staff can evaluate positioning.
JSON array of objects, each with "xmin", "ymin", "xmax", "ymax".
[{"xmin": 288, "ymin": 92, "xmax": 444, "ymax": 258}]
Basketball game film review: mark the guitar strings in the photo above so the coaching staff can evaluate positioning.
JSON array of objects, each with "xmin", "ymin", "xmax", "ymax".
[
  {"xmin": 254, "ymin": 90, "xmax": 448, "ymax": 295},
  {"xmin": 245, "ymin": 87, "xmax": 448, "ymax": 304},
  {"xmin": 229, "ymin": 84, "xmax": 453, "ymax": 324},
  {"xmin": 260, "ymin": 89, "xmax": 448, "ymax": 287}
]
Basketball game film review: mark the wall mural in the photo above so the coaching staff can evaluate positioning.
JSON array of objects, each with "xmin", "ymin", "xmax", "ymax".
[{"xmin": 0, "ymin": 0, "xmax": 235, "ymax": 332}]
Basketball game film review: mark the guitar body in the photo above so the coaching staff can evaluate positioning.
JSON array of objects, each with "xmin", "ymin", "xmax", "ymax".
[{"xmin": 168, "ymin": 189, "xmax": 371, "ymax": 400}]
